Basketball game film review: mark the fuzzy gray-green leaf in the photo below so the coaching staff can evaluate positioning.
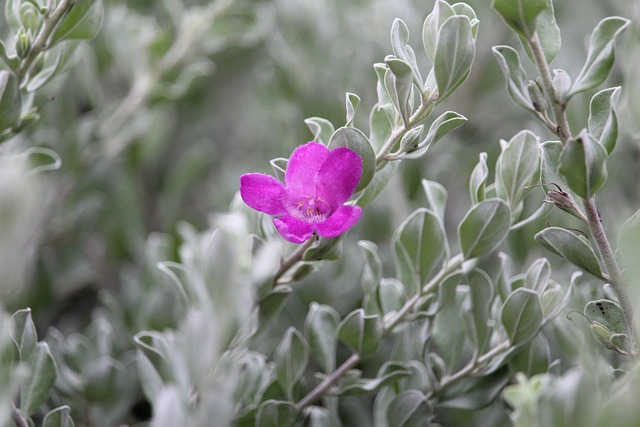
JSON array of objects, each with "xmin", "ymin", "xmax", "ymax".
[
  {"xmin": 534, "ymin": 227, "xmax": 604, "ymax": 278},
  {"xmin": 458, "ymin": 199, "xmax": 511, "ymax": 259}
]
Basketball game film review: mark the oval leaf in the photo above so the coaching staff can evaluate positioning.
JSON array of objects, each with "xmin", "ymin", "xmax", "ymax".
[
  {"xmin": 274, "ymin": 327, "xmax": 309, "ymax": 399},
  {"xmin": 20, "ymin": 342, "xmax": 58, "ymax": 416},
  {"xmin": 588, "ymin": 86, "xmax": 620, "ymax": 155},
  {"xmin": 501, "ymin": 288, "xmax": 543, "ymax": 345},
  {"xmin": 434, "ymin": 15, "xmax": 475, "ymax": 102},
  {"xmin": 51, "ymin": 0, "xmax": 104, "ymax": 43},
  {"xmin": 337, "ymin": 309, "xmax": 381, "ymax": 357},
  {"xmin": 304, "ymin": 303, "xmax": 339, "ymax": 373},
  {"xmin": 559, "ymin": 130, "xmax": 608, "ymax": 199},
  {"xmin": 534, "ymin": 227, "xmax": 604, "ymax": 278},
  {"xmin": 492, "ymin": 46, "xmax": 535, "ymax": 113},
  {"xmin": 458, "ymin": 199, "xmax": 511, "ymax": 259}
]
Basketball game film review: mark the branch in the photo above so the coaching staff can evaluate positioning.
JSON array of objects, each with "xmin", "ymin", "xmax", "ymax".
[{"xmin": 272, "ymin": 236, "xmax": 318, "ymax": 287}]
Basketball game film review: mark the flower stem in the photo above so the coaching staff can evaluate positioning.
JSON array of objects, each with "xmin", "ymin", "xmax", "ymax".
[
  {"xmin": 272, "ymin": 236, "xmax": 317, "ymax": 287},
  {"xmin": 584, "ymin": 198, "xmax": 636, "ymax": 347},
  {"xmin": 528, "ymin": 34, "xmax": 571, "ymax": 143}
]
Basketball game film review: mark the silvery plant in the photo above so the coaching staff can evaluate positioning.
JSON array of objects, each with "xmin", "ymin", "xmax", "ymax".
[{"xmin": 0, "ymin": 0, "xmax": 639, "ymax": 426}]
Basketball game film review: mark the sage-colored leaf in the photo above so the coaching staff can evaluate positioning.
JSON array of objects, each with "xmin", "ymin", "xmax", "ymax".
[
  {"xmin": 256, "ymin": 400, "xmax": 298, "ymax": 427},
  {"xmin": 588, "ymin": 87, "xmax": 620, "ymax": 154},
  {"xmin": 466, "ymin": 269, "xmax": 495, "ymax": 354},
  {"xmin": 495, "ymin": 130, "xmax": 540, "ymax": 211},
  {"xmin": 570, "ymin": 17, "xmax": 630, "ymax": 96},
  {"xmin": 0, "ymin": 40, "xmax": 20, "ymax": 71},
  {"xmin": 618, "ymin": 208, "xmax": 640, "ymax": 281},
  {"xmin": 510, "ymin": 334, "xmax": 550, "ymax": 376},
  {"xmin": 458, "ymin": 199, "xmax": 511, "ymax": 259},
  {"xmin": 0, "ymin": 70, "xmax": 21, "ymax": 132},
  {"xmin": 392, "ymin": 208, "xmax": 448, "ymax": 296},
  {"xmin": 421, "ymin": 179, "xmax": 448, "ymax": 223},
  {"xmin": 534, "ymin": 227, "xmax": 603, "ymax": 278},
  {"xmin": 492, "ymin": 0, "xmax": 546, "ymax": 39},
  {"xmin": 584, "ymin": 299, "xmax": 626, "ymax": 335},
  {"xmin": 559, "ymin": 130, "xmax": 608, "ymax": 199},
  {"xmin": 274, "ymin": 327, "xmax": 308, "ymax": 399},
  {"xmin": 423, "ymin": 0, "xmax": 456, "ymax": 62},
  {"xmin": 469, "ymin": 153, "xmax": 488, "ymax": 204},
  {"xmin": 524, "ymin": 258, "xmax": 550, "ymax": 294},
  {"xmin": 434, "ymin": 15, "xmax": 475, "ymax": 102},
  {"xmin": 51, "ymin": 0, "xmax": 104, "ymax": 43},
  {"xmin": 304, "ymin": 117, "xmax": 335, "ymax": 146},
  {"xmin": 517, "ymin": 0, "xmax": 561, "ymax": 64},
  {"xmin": 399, "ymin": 125, "xmax": 425, "ymax": 155},
  {"xmin": 492, "ymin": 46, "xmax": 535, "ymax": 113},
  {"xmin": 336, "ymin": 361, "xmax": 412, "ymax": 396},
  {"xmin": 345, "ymin": 92, "xmax": 360, "ymax": 127},
  {"xmin": 356, "ymin": 161, "xmax": 398, "ymax": 208},
  {"xmin": 358, "ymin": 240, "xmax": 383, "ymax": 295},
  {"xmin": 385, "ymin": 57, "xmax": 414, "ymax": 124},
  {"xmin": 257, "ymin": 286, "xmax": 293, "ymax": 329},
  {"xmin": 438, "ymin": 367, "xmax": 511, "ymax": 410},
  {"xmin": 337, "ymin": 309, "xmax": 381, "ymax": 357},
  {"xmin": 43, "ymin": 405, "xmax": 75, "ymax": 427},
  {"xmin": 369, "ymin": 104, "xmax": 393, "ymax": 152},
  {"xmin": 136, "ymin": 349, "xmax": 165, "ymax": 403},
  {"xmin": 377, "ymin": 278, "xmax": 406, "ymax": 315},
  {"xmin": 20, "ymin": 342, "xmax": 58, "ymax": 416},
  {"xmin": 26, "ymin": 45, "xmax": 66, "ymax": 93},
  {"xmin": 501, "ymin": 288, "xmax": 543, "ymax": 345},
  {"xmin": 328, "ymin": 126, "xmax": 376, "ymax": 191},
  {"xmin": 304, "ymin": 303, "xmax": 339, "ymax": 373},
  {"xmin": 401, "ymin": 111, "xmax": 467, "ymax": 160},
  {"xmin": 386, "ymin": 390, "xmax": 432, "ymax": 427},
  {"xmin": 391, "ymin": 18, "xmax": 422, "ymax": 85},
  {"xmin": 83, "ymin": 356, "xmax": 121, "ymax": 402},
  {"xmin": 10, "ymin": 308, "xmax": 37, "ymax": 360},
  {"xmin": 303, "ymin": 406, "xmax": 338, "ymax": 427}
]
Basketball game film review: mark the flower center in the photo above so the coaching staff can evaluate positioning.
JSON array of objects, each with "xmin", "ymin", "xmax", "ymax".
[{"xmin": 292, "ymin": 195, "xmax": 331, "ymax": 223}]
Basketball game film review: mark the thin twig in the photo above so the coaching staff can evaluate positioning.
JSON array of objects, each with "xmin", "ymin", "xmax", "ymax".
[{"xmin": 11, "ymin": 402, "xmax": 28, "ymax": 427}]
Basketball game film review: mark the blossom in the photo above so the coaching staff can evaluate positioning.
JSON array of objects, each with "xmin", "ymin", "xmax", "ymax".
[{"xmin": 240, "ymin": 142, "xmax": 363, "ymax": 243}]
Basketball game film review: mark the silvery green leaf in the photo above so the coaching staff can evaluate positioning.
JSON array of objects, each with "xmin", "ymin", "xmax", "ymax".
[
  {"xmin": 584, "ymin": 299, "xmax": 626, "ymax": 336},
  {"xmin": 502, "ymin": 288, "xmax": 543, "ymax": 345},
  {"xmin": 336, "ymin": 361, "xmax": 412, "ymax": 396},
  {"xmin": 303, "ymin": 406, "xmax": 339, "ymax": 427},
  {"xmin": 385, "ymin": 57, "xmax": 414, "ymax": 124},
  {"xmin": 136, "ymin": 349, "xmax": 165, "ymax": 403},
  {"xmin": 588, "ymin": 86, "xmax": 620, "ymax": 154},
  {"xmin": 421, "ymin": 179, "xmax": 447, "ymax": 223},
  {"xmin": 328, "ymin": 126, "xmax": 376, "ymax": 192},
  {"xmin": 495, "ymin": 130, "xmax": 540, "ymax": 212},
  {"xmin": 151, "ymin": 386, "xmax": 188, "ymax": 427},
  {"xmin": 43, "ymin": 405, "xmax": 75, "ymax": 427},
  {"xmin": 539, "ymin": 141, "xmax": 582, "ymax": 205},
  {"xmin": 270, "ymin": 158, "xmax": 288, "ymax": 182},
  {"xmin": 345, "ymin": 92, "xmax": 360, "ymax": 127},
  {"xmin": 517, "ymin": 0, "xmax": 561, "ymax": 64},
  {"xmin": 377, "ymin": 279, "xmax": 406, "ymax": 315},
  {"xmin": 337, "ymin": 309, "xmax": 381, "ymax": 357},
  {"xmin": 0, "ymin": 40, "xmax": 19, "ymax": 71},
  {"xmin": 559, "ymin": 129, "xmax": 608, "ymax": 199},
  {"xmin": 438, "ymin": 367, "xmax": 511, "ymax": 410},
  {"xmin": 386, "ymin": 390, "xmax": 431, "ymax": 427},
  {"xmin": 452, "ymin": 3, "xmax": 479, "ymax": 37},
  {"xmin": 392, "ymin": 208, "xmax": 448, "ymax": 296},
  {"xmin": 399, "ymin": 125, "xmax": 424, "ymax": 155},
  {"xmin": 274, "ymin": 327, "xmax": 308, "ymax": 399},
  {"xmin": 358, "ymin": 240, "xmax": 383, "ymax": 295},
  {"xmin": 458, "ymin": 199, "xmax": 511, "ymax": 259},
  {"xmin": 465, "ymin": 269, "xmax": 495, "ymax": 354},
  {"xmin": 304, "ymin": 117, "xmax": 335, "ymax": 146},
  {"xmin": 618, "ymin": 208, "xmax": 640, "ymax": 281},
  {"xmin": 469, "ymin": 152, "xmax": 488, "ymax": 204},
  {"xmin": 551, "ymin": 69, "xmax": 571, "ymax": 105},
  {"xmin": 83, "ymin": 356, "xmax": 122, "ymax": 402},
  {"xmin": 10, "ymin": 308, "xmax": 37, "ymax": 360},
  {"xmin": 26, "ymin": 45, "xmax": 66, "ymax": 92},
  {"xmin": 356, "ymin": 161, "xmax": 398, "ymax": 208},
  {"xmin": 569, "ymin": 17, "xmax": 630, "ymax": 96},
  {"xmin": 534, "ymin": 227, "xmax": 604, "ymax": 279},
  {"xmin": 0, "ymin": 70, "xmax": 21, "ymax": 132},
  {"xmin": 509, "ymin": 335, "xmax": 550, "ymax": 376},
  {"xmin": 434, "ymin": 15, "xmax": 475, "ymax": 102},
  {"xmin": 423, "ymin": 0, "xmax": 456, "ymax": 62},
  {"xmin": 256, "ymin": 401, "xmax": 298, "ymax": 427},
  {"xmin": 540, "ymin": 274, "xmax": 576, "ymax": 320},
  {"xmin": 20, "ymin": 342, "xmax": 58, "ymax": 416},
  {"xmin": 492, "ymin": 0, "xmax": 546, "ymax": 39},
  {"xmin": 391, "ymin": 18, "xmax": 422, "ymax": 85},
  {"xmin": 305, "ymin": 303, "xmax": 339, "ymax": 373},
  {"xmin": 374, "ymin": 63, "xmax": 393, "ymax": 107},
  {"xmin": 369, "ymin": 104, "xmax": 393, "ymax": 152},
  {"xmin": 51, "ymin": 0, "xmax": 104, "ymax": 43},
  {"xmin": 492, "ymin": 46, "xmax": 535, "ymax": 113},
  {"xmin": 524, "ymin": 258, "xmax": 550, "ymax": 294},
  {"xmin": 400, "ymin": 111, "xmax": 467, "ymax": 160}
]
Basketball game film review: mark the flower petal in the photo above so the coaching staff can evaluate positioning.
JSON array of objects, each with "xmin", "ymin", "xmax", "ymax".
[
  {"xmin": 285, "ymin": 142, "xmax": 329, "ymax": 193},
  {"xmin": 317, "ymin": 147, "xmax": 362, "ymax": 209},
  {"xmin": 273, "ymin": 215, "xmax": 316, "ymax": 243},
  {"xmin": 240, "ymin": 173, "xmax": 286, "ymax": 215},
  {"xmin": 315, "ymin": 205, "xmax": 362, "ymax": 238}
]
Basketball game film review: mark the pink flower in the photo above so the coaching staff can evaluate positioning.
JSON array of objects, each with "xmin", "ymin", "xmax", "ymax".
[{"xmin": 240, "ymin": 142, "xmax": 363, "ymax": 243}]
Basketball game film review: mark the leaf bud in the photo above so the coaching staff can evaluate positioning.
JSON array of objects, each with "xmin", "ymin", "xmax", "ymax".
[
  {"xmin": 19, "ymin": 2, "xmax": 42, "ymax": 32},
  {"xmin": 15, "ymin": 28, "xmax": 32, "ymax": 59},
  {"xmin": 552, "ymin": 69, "xmax": 572, "ymax": 105}
]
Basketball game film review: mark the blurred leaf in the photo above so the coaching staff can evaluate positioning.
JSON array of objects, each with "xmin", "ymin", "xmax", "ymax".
[
  {"xmin": 570, "ymin": 17, "xmax": 630, "ymax": 96},
  {"xmin": 356, "ymin": 161, "xmax": 398, "ymax": 208},
  {"xmin": 618, "ymin": 208, "xmax": 640, "ymax": 281},
  {"xmin": 438, "ymin": 366, "xmax": 511, "ymax": 410},
  {"xmin": 495, "ymin": 130, "xmax": 540, "ymax": 211},
  {"xmin": 377, "ymin": 279, "xmax": 406, "ymax": 315},
  {"xmin": 345, "ymin": 92, "xmax": 361, "ymax": 127},
  {"xmin": 305, "ymin": 117, "xmax": 335, "ymax": 146},
  {"xmin": 257, "ymin": 286, "xmax": 293, "ymax": 329},
  {"xmin": 387, "ymin": 390, "xmax": 432, "ymax": 427},
  {"xmin": 469, "ymin": 152, "xmax": 489, "ymax": 204},
  {"xmin": 588, "ymin": 87, "xmax": 620, "ymax": 155},
  {"xmin": 0, "ymin": 40, "xmax": 20, "ymax": 71},
  {"xmin": 465, "ymin": 269, "xmax": 495, "ymax": 354},
  {"xmin": 305, "ymin": 303, "xmax": 339, "ymax": 373},
  {"xmin": 83, "ymin": 356, "xmax": 122, "ymax": 402},
  {"xmin": 336, "ymin": 361, "xmax": 412, "ymax": 396},
  {"xmin": 337, "ymin": 309, "xmax": 381, "ymax": 357},
  {"xmin": 392, "ymin": 208, "xmax": 448, "ymax": 296},
  {"xmin": 502, "ymin": 288, "xmax": 543, "ymax": 345},
  {"xmin": 328, "ymin": 126, "xmax": 376, "ymax": 191},
  {"xmin": 492, "ymin": 46, "xmax": 535, "ymax": 113},
  {"xmin": 303, "ymin": 236, "xmax": 342, "ymax": 261},
  {"xmin": 510, "ymin": 335, "xmax": 550, "ymax": 376},
  {"xmin": 559, "ymin": 130, "xmax": 608, "ymax": 199},
  {"xmin": 20, "ymin": 342, "xmax": 57, "ymax": 416},
  {"xmin": 42, "ymin": 405, "xmax": 75, "ymax": 427},
  {"xmin": 358, "ymin": 240, "xmax": 383, "ymax": 295},
  {"xmin": 434, "ymin": 16, "xmax": 475, "ymax": 102},
  {"xmin": 256, "ymin": 400, "xmax": 298, "ymax": 427},
  {"xmin": 51, "ymin": 0, "xmax": 104, "ymax": 43},
  {"xmin": 584, "ymin": 299, "xmax": 626, "ymax": 335},
  {"xmin": 26, "ymin": 44, "xmax": 67, "ymax": 92},
  {"xmin": 369, "ymin": 104, "xmax": 393, "ymax": 152},
  {"xmin": 458, "ymin": 199, "xmax": 511, "ymax": 259},
  {"xmin": 152, "ymin": 386, "xmax": 188, "ymax": 427},
  {"xmin": 400, "ymin": 111, "xmax": 467, "ymax": 159},
  {"xmin": 136, "ymin": 349, "xmax": 165, "ymax": 403},
  {"xmin": 0, "ymin": 70, "xmax": 21, "ymax": 132},
  {"xmin": 304, "ymin": 406, "xmax": 339, "ymax": 427},
  {"xmin": 274, "ymin": 327, "xmax": 309, "ymax": 399},
  {"xmin": 421, "ymin": 179, "xmax": 448, "ymax": 223},
  {"xmin": 10, "ymin": 308, "xmax": 37, "ymax": 360},
  {"xmin": 492, "ymin": 0, "xmax": 546, "ymax": 38}
]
